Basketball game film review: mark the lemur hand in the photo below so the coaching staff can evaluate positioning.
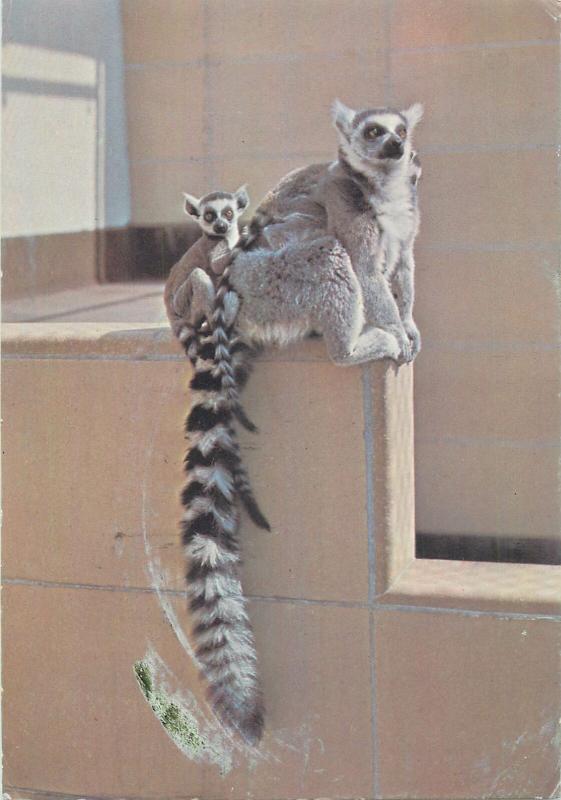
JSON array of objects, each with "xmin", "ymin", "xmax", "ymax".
[
  {"xmin": 403, "ymin": 317, "xmax": 421, "ymax": 360},
  {"xmin": 388, "ymin": 324, "xmax": 413, "ymax": 364}
]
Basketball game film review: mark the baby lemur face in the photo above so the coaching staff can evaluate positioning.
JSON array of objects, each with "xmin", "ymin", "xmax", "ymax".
[
  {"xmin": 332, "ymin": 100, "xmax": 423, "ymax": 172},
  {"xmin": 183, "ymin": 186, "xmax": 250, "ymax": 241}
]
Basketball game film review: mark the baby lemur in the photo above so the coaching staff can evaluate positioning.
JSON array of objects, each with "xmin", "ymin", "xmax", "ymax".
[
  {"xmin": 166, "ymin": 101, "xmax": 423, "ymax": 745},
  {"xmin": 164, "ymin": 186, "xmax": 253, "ymax": 390}
]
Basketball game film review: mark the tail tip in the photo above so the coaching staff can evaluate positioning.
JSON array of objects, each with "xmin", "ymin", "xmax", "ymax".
[{"xmin": 211, "ymin": 694, "xmax": 265, "ymax": 746}]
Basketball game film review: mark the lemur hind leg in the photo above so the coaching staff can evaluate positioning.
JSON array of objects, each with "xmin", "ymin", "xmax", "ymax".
[
  {"xmin": 172, "ymin": 268, "xmax": 216, "ymax": 326},
  {"xmin": 311, "ymin": 241, "xmax": 402, "ymax": 366},
  {"xmin": 173, "ymin": 267, "xmax": 216, "ymax": 363}
]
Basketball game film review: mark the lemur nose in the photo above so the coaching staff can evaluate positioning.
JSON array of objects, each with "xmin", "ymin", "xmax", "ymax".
[
  {"xmin": 385, "ymin": 137, "xmax": 404, "ymax": 158},
  {"xmin": 214, "ymin": 221, "xmax": 228, "ymax": 234}
]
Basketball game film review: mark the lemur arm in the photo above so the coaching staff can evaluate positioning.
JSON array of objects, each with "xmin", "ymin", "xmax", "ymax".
[
  {"xmin": 391, "ymin": 247, "xmax": 421, "ymax": 357},
  {"xmin": 321, "ymin": 179, "xmax": 411, "ymax": 359}
]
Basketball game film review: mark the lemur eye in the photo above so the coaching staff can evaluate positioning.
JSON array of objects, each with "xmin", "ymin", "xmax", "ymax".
[
  {"xmin": 203, "ymin": 210, "xmax": 215, "ymax": 223},
  {"xmin": 223, "ymin": 208, "xmax": 234, "ymax": 221},
  {"xmin": 397, "ymin": 126, "xmax": 407, "ymax": 140},
  {"xmin": 364, "ymin": 125, "xmax": 383, "ymax": 140}
]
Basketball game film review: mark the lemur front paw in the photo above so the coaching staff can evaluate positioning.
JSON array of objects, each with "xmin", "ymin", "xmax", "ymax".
[
  {"xmin": 388, "ymin": 325, "xmax": 413, "ymax": 364},
  {"xmin": 403, "ymin": 318, "xmax": 421, "ymax": 360}
]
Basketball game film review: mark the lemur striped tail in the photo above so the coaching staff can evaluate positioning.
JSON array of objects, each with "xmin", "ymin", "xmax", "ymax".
[
  {"xmin": 182, "ymin": 347, "xmax": 265, "ymax": 744},
  {"xmin": 201, "ymin": 259, "xmax": 270, "ymax": 531},
  {"xmin": 178, "ymin": 320, "xmax": 202, "ymax": 367},
  {"xmin": 210, "ymin": 261, "xmax": 258, "ymax": 433},
  {"xmin": 190, "ymin": 324, "xmax": 270, "ymax": 532}
]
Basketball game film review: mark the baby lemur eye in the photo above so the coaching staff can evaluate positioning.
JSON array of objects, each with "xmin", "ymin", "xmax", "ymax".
[
  {"xmin": 223, "ymin": 208, "xmax": 234, "ymax": 220},
  {"xmin": 204, "ymin": 210, "xmax": 216, "ymax": 222},
  {"xmin": 397, "ymin": 126, "xmax": 407, "ymax": 140},
  {"xmin": 364, "ymin": 125, "xmax": 383, "ymax": 140}
]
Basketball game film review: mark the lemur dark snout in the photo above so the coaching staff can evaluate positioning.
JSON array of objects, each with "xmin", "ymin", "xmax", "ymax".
[
  {"xmin": 383, "ymin": 137, "xmax": 404, "ymax": 159},
  {"xmin": 214, "ymin": 220, "xmax": 228, "ymax": 234}
]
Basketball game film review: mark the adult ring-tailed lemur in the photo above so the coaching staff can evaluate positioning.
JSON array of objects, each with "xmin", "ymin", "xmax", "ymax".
[{"xmin": 167, "ymin": 100, "xmax": 423, "ymax": 745}]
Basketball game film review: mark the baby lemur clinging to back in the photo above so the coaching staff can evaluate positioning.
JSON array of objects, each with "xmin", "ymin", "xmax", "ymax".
[
  {"xmin": 164, "ymin": 185, "xmax": 270, "ymax": 742},
  {"xmin": 164, "ymin": 182, "xmax": 269, "ymax": 518}
]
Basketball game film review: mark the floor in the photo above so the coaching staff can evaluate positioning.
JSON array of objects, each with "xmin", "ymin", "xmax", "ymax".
[{"xmin": 2, "ymin": 281, "xmax": 167, "ymax": 324}]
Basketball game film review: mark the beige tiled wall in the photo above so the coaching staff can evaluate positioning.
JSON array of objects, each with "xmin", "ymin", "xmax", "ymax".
[
  {"xmin": 121, "ymin": 0, "xmax": 561, "ymax": 543},
  {"xmin": 392, "ymin": 2, "xmax": 561, "ymax": 543},
  {"xmin": 121, "ymin": 0, "xmax": 387, "ymax": 224},
  {"xmin": 3, "ymin": 326, "xmax": 560, "ymax": 799}
]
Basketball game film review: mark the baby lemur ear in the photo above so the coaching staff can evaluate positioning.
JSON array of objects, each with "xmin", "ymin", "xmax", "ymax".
[
  {"xmin": 234, "ymin": 184, "xmax": 250, "ymax": 211},
  {"xmin": 402, "ymin": 102, "xmax": 424, "ymax": 131},
  {"xmin": 331, "ymin": 99, "xmax": 355, "ymax": 140},
  {"xmin": 182, "ymin": 192, "xmax": 201, "ymax": 218}
]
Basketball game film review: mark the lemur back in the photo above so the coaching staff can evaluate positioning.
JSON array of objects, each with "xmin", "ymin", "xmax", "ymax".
[{"xmin": 227, "ymin": 101, "xmax": 423, "ymax": 366}]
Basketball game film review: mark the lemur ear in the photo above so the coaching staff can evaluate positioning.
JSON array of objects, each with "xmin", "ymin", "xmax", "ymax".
[
  {"xmin": 402, "ymin": 102, "xmax": 424, "ymax": 130},
  {"xmin": 182, "ymin": 192, "xmax": 200, "ymax": 218},
  {"xmin": 234, "ymin": 184, "xmax": 250, "ymax": 210},
  {"xmin": 331, "ymin": 99, "xmax": 355, "ymax": 139}
]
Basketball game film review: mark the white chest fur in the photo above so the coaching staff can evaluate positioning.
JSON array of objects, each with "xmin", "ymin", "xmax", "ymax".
[{"xmin": 370, "ymin": 187, "xmax": 415, "ymax": 276}]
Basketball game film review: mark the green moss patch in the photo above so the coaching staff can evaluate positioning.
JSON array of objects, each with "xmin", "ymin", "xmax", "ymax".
[{"xmin": 133, "ymin": 659, "xmax": 205, "ymax": 753}]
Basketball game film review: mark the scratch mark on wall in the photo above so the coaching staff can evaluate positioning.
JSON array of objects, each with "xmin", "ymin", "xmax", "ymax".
[
  {"xmin": 136, "ymin": 380, "xmax": 282, "ymax": 771},
  {"xmin": 533, "ymin": 0, "xmax": 561, "ymax": 22}
]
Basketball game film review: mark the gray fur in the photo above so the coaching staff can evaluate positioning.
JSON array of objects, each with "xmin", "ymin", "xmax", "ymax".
[{"xmin": 222, "ymin": 101, "xmax": 423, "ymax": 365}]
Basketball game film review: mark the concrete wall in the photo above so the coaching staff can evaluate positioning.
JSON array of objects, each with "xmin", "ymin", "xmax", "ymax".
[{"xmin": 3, "ymin": 325, "xmax": 560, "ymax": 798}]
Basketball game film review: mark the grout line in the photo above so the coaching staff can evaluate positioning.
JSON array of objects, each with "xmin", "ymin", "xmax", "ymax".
[
  {"xmin": 4, "ymin": 339, "xmax": 560, "ymax": 361},
  {"xmin": 129, "ymin": 141, "xmax": 558, "ymax": 167},
  {"xmin": 369, "ymin": 612, "xmax": 380, "ymax": 799},
  {"xmin": 201, "ymin": 0, "xmax": 214, "ymax": 185},
  {"xmin": 362, "ymin": 366, "xmax": 377, "ymax": 603},
  {"xmin": 130, "ymin": 151, "xmax": 330, "ymax": 166},
  {"xmin": 420, "ymin": 141, "xmax": 557, "ymax": 155},
  {"xmin": 1, "ymin": 353, "xmax": 187, "ymax": 363},
  {"xmin": 1, "ymin": 787, "xmax": 220, "ymax": 800},
  {"xmin": 415, "ymin": 434, "xmax": 560, "ymax": 450},
  {"xmin": 4, "ymin": 577, "xmax": 559, "ymax": 620},
  {"xmin": 2, "ymin": 577, "xmax": 187, "ymax": 597},
  {"xmin": 382, "ymin": 0, "xmax": 393, "ymax": 104},
  {"xmin": 392, "ymin": 38, "xmax": 560, "ymax": 55},
  {"xmin": 245, "ymin": 594, "xmax": 368, "ymax": 609},
  {"xmin": 125, "ymin": 57, "xmax": 207, "ymax": 70},
  {"xmin": 420, "ymin": 241, "xmax": 561, "ymax": 253},
  {"xmin": 0, "ymin": 352, "xmax": 329, "ymax": 364},
  {"xmin": 376, "ymin": 602, "xmax": 561, "ymax": 622},
  {"xmin": 419, "ymin": 340, "xmax": 560, "ymax": 353},
  {"xmin": 124, "ymin": 49, "xmax": 384, "ymax": 70},
  {"xmin": 2, "ymin": 787, "xmax": 134, "ymax": 800},
  {"xmin": 121, "ymin": 37, "xmax": 559, "ymax": 71},
  {"xmin": 11, "ymin": 292, "xmax": 164, "ymax": 323}
]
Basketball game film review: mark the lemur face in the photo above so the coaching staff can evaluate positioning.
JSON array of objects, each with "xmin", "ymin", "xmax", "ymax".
[
  {"xmin": 332, "ymin": 100, "xmax": 423, "ymax": 169},
  {"xmin": 183, "ymin": 186, "xmax": 250, "ymax": 237}
]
